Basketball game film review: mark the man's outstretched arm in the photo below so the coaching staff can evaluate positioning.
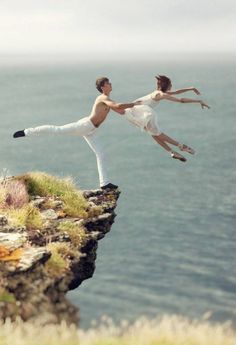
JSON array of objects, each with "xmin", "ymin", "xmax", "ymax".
[{"xmin": 103, "ymin": 99, "xmax": 141, "ymax": 114}]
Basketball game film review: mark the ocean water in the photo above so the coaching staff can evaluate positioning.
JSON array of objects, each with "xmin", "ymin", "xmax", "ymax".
[{"xmin": 0, "ymin": 59, "xmax": 235, "ymax": 329}]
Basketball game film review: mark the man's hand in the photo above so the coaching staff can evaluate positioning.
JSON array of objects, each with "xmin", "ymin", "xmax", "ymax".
[
  {"xmin": 192, "ymin": 87, "xmax": 201, "ymax": 95},
  {"xmin": 200, "ymin": 101, "xmax": 210, "ymax": 109}
]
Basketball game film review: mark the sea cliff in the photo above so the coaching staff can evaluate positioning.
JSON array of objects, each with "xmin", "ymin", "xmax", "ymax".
[{"xmin": 0, "ymin": 172, "xmax": 120, "ymax": 325}]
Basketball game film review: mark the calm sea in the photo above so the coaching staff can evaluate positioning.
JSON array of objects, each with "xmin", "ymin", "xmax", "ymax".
[{"xmin": 0, "ymin": 59, "xmax": 235, "ymax": 329}]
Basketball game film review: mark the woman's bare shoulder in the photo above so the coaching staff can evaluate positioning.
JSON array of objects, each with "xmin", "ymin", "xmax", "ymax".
[{"xmin": 151, "ymin": 90, "xmax": 164, "ymax": 100}]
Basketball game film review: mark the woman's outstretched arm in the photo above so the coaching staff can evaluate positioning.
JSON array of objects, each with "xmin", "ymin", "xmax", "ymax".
[
  {"xmin": 166, "ymin": 87, "xmax": 200, "ymax": 95},
  {"xmin": 161, "ymin": 93, "xmax": 210, "ymax": 109}
]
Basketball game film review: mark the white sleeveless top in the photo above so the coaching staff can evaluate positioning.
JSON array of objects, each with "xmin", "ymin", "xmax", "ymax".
[
  {"xmin": 124, "ymin": 92, "xmax": 159, "ymax": 130},
  {"xmin": 134, "ymin": 91, "xmax": 160, "ymax": 109}
]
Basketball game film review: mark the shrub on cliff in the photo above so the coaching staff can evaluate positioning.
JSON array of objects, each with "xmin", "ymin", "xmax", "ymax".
[
  {"xmin": 6, "ymin": 204, "xmax": 43, "ymax": 229},
  {"xmin": 17, "ymin": 172, "xmax": 88, "ymax": 217},
  {"xmin": 0, "ymin": 178, "xmax": 42, "ymax": 229},
  {"xmin": 44, "ymin": 242, "xmax": 70, "ymax": 277},
  {"xmin": 57, "ymin": 221, "xmax": 87, "ymax": 249},
  {"xmin": 44, "ymin": 242, "xmax": 82, "ymax": 277},
  {"xmin": 0, "ymin": 179, "xmax": 29, "ymax": 209}
]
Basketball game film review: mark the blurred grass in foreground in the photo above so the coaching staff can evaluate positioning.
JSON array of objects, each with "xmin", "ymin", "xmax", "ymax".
[{"xmin": 0, "ymin": 314, "xmax": 235, "ymax": 345}]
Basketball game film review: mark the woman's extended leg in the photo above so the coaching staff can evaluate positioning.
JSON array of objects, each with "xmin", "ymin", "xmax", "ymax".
[
  {"xmin": 157, "ymin": 133, "xmax": 179, "ymax": 146},
  {"xmin": 146, "ymin": 116, "xmax": 187, "ymax": 161},
  {"xmin": 152, "ymin": 134, "xmax": 187, "ymax": 162},
  {"xmin": 158, "ymin": 133, "xmax": 195, "ymax": 154}
]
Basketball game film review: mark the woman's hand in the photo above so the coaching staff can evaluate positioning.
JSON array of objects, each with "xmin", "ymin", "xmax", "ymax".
[{"xmin": 200, "ymin": 100, "xmax": 210, "ymax": 109}]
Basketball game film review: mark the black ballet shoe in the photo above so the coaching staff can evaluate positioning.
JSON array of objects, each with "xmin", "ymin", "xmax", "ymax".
[
  {"xmin": 101, "ymin": 183, "xmax": 118, "ymax": 190},
  {"xmin": 171, "ymin": 151, "xmax": 187, "ymax": 162},
  {"xmin": 13, "ymin": 130, "xmax": 25, "ymax": 138}
]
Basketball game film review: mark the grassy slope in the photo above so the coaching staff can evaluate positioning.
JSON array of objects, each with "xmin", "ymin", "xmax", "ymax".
[{"xmin": 0, "ymin": 315, "xmax": 235, "ymax": 345}]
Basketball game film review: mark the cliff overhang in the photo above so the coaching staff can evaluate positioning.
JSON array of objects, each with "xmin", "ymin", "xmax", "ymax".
[{"xmin": 0, "ymin": 172, "xmax": 120, "ymax": 325}]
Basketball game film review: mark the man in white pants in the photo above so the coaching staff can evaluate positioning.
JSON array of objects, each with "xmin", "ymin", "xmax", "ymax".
[{"xmin": 13, "ymin": 77, "xmax": 140, "ymax": 189}]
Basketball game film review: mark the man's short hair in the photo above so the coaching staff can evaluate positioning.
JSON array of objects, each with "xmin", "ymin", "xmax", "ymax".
[{"xmin": 96, "ymin": 77, "xmax": 109, "ymax": 93}]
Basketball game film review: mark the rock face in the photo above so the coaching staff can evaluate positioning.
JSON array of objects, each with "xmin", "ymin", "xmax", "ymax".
[{"xmin": 0, "ymin": 187, "xmax": 120, "ymax": 326}]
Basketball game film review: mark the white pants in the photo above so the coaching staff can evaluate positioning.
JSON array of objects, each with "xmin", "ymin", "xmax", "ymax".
[{"xmin": 25, "ymin": 117, "xmax": 109, "ymax": 187}]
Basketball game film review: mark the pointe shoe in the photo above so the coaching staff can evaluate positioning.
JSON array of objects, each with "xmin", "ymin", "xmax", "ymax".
[
  {"xmin": 178, "ymin": 143, "xmax": 195, "ymax": 155},
  {"xmin": 171, "ymin": 151, "xmax": 187, "ymax": 162}
]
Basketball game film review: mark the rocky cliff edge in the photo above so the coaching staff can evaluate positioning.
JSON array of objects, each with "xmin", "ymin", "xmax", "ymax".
[{"xmin": 0, "ymin": 172, "xmax": 120, "ymax": 326}]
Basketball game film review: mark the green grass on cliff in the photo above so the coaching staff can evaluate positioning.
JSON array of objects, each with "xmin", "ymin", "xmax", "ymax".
[
  {"xmin": 6, "ymin": 204, "xmax": 43, "ymax": 229},
  {"xmin": 17, "ymin": 172, "xmax": 89, "ymax": 218},
  {"xmin": 57, "ymin": 221, "xmax": 87, "ymax": 249},
  {"xmin": 44, "ymin": 242, "xmax": 71, "ymax": 277},
  {"xmin": 0, "ymin": 315, "xmax": 235, "ymax": 345},
  {"xmin": 0, "ymin": 172, "xmax": 89, "ymax": 229}
]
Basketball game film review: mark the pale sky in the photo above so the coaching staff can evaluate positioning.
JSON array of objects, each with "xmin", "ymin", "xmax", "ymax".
[{"xmin": 0, "ymin": 0, "xmax": 235, "ymax": 60}]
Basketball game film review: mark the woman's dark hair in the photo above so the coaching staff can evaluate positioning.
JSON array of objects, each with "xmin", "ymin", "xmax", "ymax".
[
  {"xmin": 155, "ymin": 75, "xmax": 172, "ymax": 92},
  {"xmin": 96, "ymin": 77, "xmax": 109, "ymax": 93}
]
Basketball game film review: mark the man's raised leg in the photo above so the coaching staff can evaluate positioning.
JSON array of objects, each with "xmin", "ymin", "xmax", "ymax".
[{"xmin": 13, "ymin": 117, "xmax": 96, "ymax": 138}]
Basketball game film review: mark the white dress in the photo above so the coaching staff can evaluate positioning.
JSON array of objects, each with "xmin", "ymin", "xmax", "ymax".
[{"xmin": 124, "ymin": 92, "xmax": 162, "ymax": 136}]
